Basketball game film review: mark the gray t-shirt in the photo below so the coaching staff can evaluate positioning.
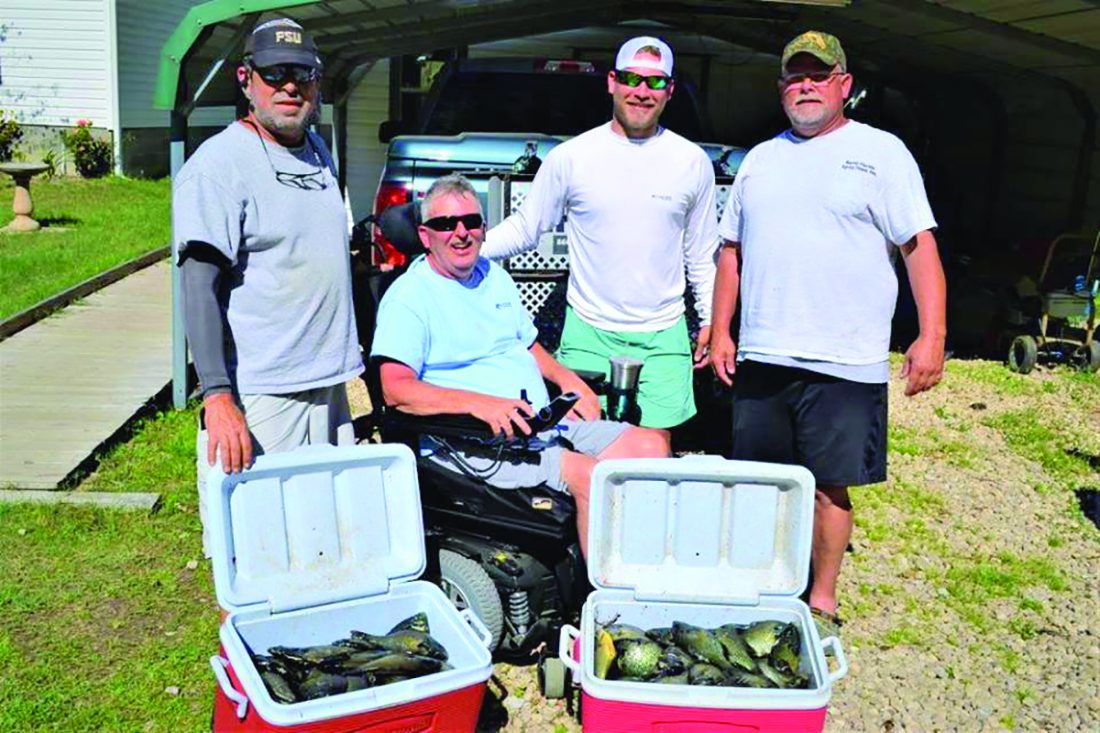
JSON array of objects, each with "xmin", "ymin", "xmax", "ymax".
[
  {"xmin": 718, "ymin": 121, "xmax": 936, "ymax": 383},
  {"xmin": 173, "ymin": 122, "xmax": 362, "ymax": 394}
]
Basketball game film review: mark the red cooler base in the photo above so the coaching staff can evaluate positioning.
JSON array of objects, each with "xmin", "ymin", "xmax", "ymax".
[
  {"xmin": 212, "ymin": 662, "xmax": 485, "ymax": 733},
  {"xmin": 580, "ymin": 693, "xmax": 827, "ymax": 733}
]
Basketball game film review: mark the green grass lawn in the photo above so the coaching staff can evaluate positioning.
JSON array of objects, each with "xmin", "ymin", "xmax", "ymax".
[
  {"xmin": 0, "ymin": 175, "xmax": 170, "ymax": 320},
  {"xmin": 0, "ymin": 407, "xmax": 216, "ymax": 732}
]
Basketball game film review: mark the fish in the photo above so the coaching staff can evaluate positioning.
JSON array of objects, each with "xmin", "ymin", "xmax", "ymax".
[
  {"xmin": 687, "ymin": 662, "xmax": 727, "ymax": 686},
  {"xmin": 603, "ymin": 623, "xmax": 648, "ymax": 643},
  {"xmin": 727, "ymin": 669, "xmax": 774, "ymax": 688},
  {"xmin": 615, "ymin": 639, "xmax": 663, "ymax": 679},
  {"xmin": 713, "ymin": 624, "xmax": 757, "ymax": 672},
  {"xmin": 348, "ymin": 629, "xmax": 448, "ymax": 660},
  {"xmin": 269, "ymin": 644, "xmax": 353, "ymax": 668},
  {"xmin": 388, "ymin": 612, "xmax": 430, "ymax": 635},
  {"xmin": 593, "ymin": 627, "xmax": 617, "ymax": 680},
  {"xmin": 742, "ymin": 621, "xmax": 787, "ymax": 658},
  {"xmin": 673, "ymin": 622, "xmax": 733, "ymax": 671}
]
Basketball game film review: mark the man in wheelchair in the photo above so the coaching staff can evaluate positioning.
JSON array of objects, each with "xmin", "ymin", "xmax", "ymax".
[{"xmin": 370, "ymin": 174, "xmax": 670, "ymax": 557}]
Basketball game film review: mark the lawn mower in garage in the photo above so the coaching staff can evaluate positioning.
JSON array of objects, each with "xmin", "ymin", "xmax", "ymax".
[{"xmin": 1004, "ymin": 231, "xmax": 1099, "ymax": 374}]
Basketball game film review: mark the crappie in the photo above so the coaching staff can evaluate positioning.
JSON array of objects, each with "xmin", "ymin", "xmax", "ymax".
[{"xmin": 349, "ymin": 629, "xmax": 448, "ymax": 660}]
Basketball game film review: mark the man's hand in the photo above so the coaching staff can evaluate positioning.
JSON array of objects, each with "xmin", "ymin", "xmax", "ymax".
[
  {"xmin": 468, "ymin": 394, "xmax": 535, "ymax": 439},
  {"xmin": 203, "ymin": 392, "xmax": 253, "ymax": 473},
  {"xmin": 693, "ymin": 326, "xmax": 712, "ymax": 369},
  {"xmin": 556, "ymin": 372, "xmax": 601, "ymax": 421},
  {"xmin": 708, "ymin": 331, "xmax": 738, "ymax": 387},
  {"xmin": 901, "ymin": 333, "xmax": 945, "ymax": 396}
]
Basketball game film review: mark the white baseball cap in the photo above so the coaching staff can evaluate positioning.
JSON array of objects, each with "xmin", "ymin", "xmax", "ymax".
[{"xmin": 615, "ymin": 36, "xmax": 674, "ymax": 76}]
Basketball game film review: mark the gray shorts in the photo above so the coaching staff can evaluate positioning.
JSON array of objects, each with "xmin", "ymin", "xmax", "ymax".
[
  {"xmin": 196, "ymin": 384, "xmax": 353, "ymax": 555},
  {"xmin": 428, "ymin": 419, "xmax": 629, "ymax": 493}
]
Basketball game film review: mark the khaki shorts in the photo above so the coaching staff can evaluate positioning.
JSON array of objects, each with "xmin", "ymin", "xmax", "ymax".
[
  {"xmin": 196, "ymin": 384, "xmax": 353, "ymax": 555},
  {"xmin": 427, "ymin": 418, "xmax": 629, "ymax": 494}
]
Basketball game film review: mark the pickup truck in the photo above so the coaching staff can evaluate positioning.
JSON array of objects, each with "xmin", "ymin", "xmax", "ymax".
[{"xmin": 369, "ymin": 56, "xmax": 746, "ymax": 268}]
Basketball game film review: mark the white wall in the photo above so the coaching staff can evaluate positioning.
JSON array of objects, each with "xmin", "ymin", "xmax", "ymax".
[
  {"xmin": 0, "ymin": 0, "xmax": 113, "ymax": 127},
  {"xmin": 115, "ymin": 0, "xmax": 232, "ymax": 129},
  {"xmin": 344, "ymin": 58, "xmax": 390, "ymax": 222}
]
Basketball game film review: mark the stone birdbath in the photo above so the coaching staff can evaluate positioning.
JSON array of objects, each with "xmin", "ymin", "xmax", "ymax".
[{"xmin": 0, "ymin": 162, "xmax": 51, "ymax": 233}]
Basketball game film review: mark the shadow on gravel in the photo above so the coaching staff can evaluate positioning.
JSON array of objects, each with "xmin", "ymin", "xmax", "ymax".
[
  {"xmin": 1075, "ymin": 487, "xmax": 1100, "ymax": 529},
  {"xmin": 476, "ymin": 675, "xmax": 511, "ymax": 732}
]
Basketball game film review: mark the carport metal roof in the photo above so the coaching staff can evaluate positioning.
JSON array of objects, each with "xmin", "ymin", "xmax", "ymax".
[{"xmin": 155, "ymin": 0, "xmax": 1100, "ymax": 116}]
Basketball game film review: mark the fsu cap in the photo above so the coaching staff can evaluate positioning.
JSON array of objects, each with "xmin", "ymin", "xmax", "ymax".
[
  {"xmin": 781, "ymin": 31, "xmax": 847, "ymax": 73},
  {"xmin": 244, "ymin": 18, "xmax": 323, "ymax": 70},
  {"xmin": 615, "ymin": 36, "xmax": 674, "ymax": 76}
]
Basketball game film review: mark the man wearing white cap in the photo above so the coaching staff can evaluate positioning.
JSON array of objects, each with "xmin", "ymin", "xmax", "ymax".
[{"xmin": 483, "ymin": 36, "xmax": 718, "ymax": 439}]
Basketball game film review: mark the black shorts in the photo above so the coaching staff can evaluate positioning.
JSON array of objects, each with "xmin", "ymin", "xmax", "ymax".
[{"xmin": 730, "ymin": 360, "xmax": 887, "ymax": 487}]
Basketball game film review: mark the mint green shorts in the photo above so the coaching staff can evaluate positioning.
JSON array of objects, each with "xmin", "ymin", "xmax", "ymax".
[{"xmin": 557, "ymin": 307, "xmax": 696, "ymax": 429}]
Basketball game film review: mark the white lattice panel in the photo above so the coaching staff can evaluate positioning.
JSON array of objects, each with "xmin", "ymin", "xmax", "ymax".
[{"xmin": 515, "ymin": 279, "xmax": 559, "ymax": 318}]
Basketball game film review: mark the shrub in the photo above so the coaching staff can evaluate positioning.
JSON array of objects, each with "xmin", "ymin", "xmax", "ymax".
[
  {"xmin": 60, "ymin": 119, "xmax": 112, "ymax": 178},
  {"xmin": 0, "ymin": 110, "xmax": 23, "ymax": 162}
]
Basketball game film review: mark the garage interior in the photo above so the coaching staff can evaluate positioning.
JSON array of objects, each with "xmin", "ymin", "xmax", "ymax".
[{"xmin": 157, "ymin": 0, "xmax": 1099, "ymax": 370}]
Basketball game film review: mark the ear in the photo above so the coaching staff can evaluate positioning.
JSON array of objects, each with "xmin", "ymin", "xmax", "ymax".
[
  {"xmin": 607, "ymin": 70, "xmax": 617, "ymax": 95},
  {"xmin": 840, "ymin": 73, "xmax": 853, "ymax": 100},
  {"xmin": 665, "ymin": 79, "xmax": 675, "ymax": 100},
  {"xmin": 237, "ymin": 66, "xmax": 250, "ymax": 90},
  {"xmin": 417, "ymin": 225, "xmax": 432, "ymax": 251}
]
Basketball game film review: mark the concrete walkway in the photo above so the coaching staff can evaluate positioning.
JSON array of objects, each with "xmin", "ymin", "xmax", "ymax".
[{"xmin": 0, "ymin": 261, "xmax": 172, "ymax": 489}]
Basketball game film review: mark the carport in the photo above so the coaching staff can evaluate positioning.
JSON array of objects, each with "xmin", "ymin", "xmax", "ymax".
[{"xmin": 155, "ymin": 0, "xmax": 1100, "ymax": 407}]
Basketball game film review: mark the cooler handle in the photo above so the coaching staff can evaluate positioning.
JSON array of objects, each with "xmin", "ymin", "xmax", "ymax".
[
  {"xmin": 461, "ymin": 608, "xmax": 493, "ymax": 649},
  {"xmin": 210, "ymin": 655, "xmax": 249, "ymax": 720},
  {"xmin": 558, "ymin": 624, "xmax": 581, "ymax": 676},
  {"xmin": 821, "ymin": 636, "xmax": 849, "ymax": 684}
]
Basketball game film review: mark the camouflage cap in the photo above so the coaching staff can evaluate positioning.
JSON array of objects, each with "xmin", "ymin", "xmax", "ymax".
[{"xmin": 781, "ymin": 31, "xmax": 847, "ymax": 73}]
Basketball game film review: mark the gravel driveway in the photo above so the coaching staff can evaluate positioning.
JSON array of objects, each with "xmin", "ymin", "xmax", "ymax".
[{"xmin": 350, "ymin": 359, "xmax": 1099, "ymax": 732}]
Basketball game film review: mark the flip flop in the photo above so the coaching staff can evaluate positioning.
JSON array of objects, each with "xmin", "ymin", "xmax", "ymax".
[{"xmin": 810, "ymin": 607, "xmax": 843, "ymax": 652}]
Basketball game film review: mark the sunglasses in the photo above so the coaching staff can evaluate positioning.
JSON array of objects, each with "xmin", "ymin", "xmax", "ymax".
[
  {"xmin": 780, "ymin": 71, "xmax": 842, "ymax": 86},
  {"xmin": 614, "ymin": 70, "xmax": 672, "ymax": 90},
  {"xmin": 252, "ymin": 64, "xmax": 320, "ymax": 87},
  {"xmin": 422, "ymin": 213, "xmax": 485, "ymax": 232}
]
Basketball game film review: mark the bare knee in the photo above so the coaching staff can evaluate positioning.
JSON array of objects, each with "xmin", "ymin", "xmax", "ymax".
[
  {"xmin": 599, "ymin": 426, "xmax": 671, "ymax": 460},
  {"xmin": 561, "ymin": 451, "xmax": 597, "ymax": 503}
]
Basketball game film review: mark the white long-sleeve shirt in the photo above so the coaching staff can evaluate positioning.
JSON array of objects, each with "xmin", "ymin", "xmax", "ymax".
[{"xmin": 483, "ymin": 123, "xmax": 719, "ymax": 332}]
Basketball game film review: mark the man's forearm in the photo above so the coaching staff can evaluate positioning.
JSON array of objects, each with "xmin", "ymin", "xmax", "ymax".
[
  {"xmin": 381, "ymin": 369, "xmax": 501, "ymax": 416},
  {"xmin": 530, "ymin": 342, "xmax": 577, "ymax": 389},
  {"xmin": 903, "ymin": 231, "xmax": 947, "ymax": 339},
  {"xmin": 711, "ymin": 243, "xmax": 741, "ymax": 336}
]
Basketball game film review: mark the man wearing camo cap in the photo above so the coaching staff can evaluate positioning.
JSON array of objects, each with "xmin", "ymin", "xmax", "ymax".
[{"xmin": 709, "ymin": 31, "xmax": 947, "ymax": 636}]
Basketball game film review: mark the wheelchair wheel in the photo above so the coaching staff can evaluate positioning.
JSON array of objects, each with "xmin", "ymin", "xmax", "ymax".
[
  {"xmin": 1073, "ymin": 341, "xmax": 1100, "ymax": 372},
  {"xmin": 538, "ymin": 654, "xmax": 569, "ymax": 699},
  {"xmin": 1007, "ymin": 335, "xmax": 1038, "ymax": 374},
  {"xmin": 439, "ymin": 549, "xmax": 503, "ymax": 650}
]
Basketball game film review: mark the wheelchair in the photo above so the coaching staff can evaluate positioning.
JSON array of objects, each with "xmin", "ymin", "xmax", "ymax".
[{"xmin": 350, "ymin": 202, "xmax": 634, "ymax": 695}]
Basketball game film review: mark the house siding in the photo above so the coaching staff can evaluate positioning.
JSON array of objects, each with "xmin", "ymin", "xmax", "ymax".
[{"xmin": 0, "ymin": 0, "xmax": 113, "ymax": 127}]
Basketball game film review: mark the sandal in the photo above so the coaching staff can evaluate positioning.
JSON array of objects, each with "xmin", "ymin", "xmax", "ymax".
[{"xmin": 810, "ymin": 607, "xmax": 843, "ymax": 650}]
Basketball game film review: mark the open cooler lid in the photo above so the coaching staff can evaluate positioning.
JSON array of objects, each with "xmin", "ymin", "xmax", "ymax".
[
  {"xmin": 206, "ymin": 444, "xmax": 424, "ymax": 615},
  {"xmin": 587, "ymin": 458, "xmax": 815, "ymax": 605}
]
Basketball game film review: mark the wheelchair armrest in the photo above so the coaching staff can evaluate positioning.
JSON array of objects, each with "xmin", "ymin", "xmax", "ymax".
[
  {"xmin": 382, "ymin": 409, "xmax": 496, "ymax": 442},
  {"xmin": 573, "ymin": 369, "xmax": 607, "ymax": 394}
]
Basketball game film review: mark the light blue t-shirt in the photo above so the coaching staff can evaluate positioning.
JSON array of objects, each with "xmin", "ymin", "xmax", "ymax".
[
  {"xmin": 371, "ymin": 256, "xmax": 551, "ymax": 410},
  {"xmin": 718, "ymin": 121, "xmax": 937, "ymax": 383},
  {"xmin": 172, "ymin": 122, "xmax": 362, "ymax": 394}
]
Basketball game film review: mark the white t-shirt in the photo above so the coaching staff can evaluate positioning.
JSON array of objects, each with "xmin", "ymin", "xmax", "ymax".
[
  {"xmin": 484, "ymin": 123, "xmax": 719, "ymax": 332},
  {"xmin": 718, "ymin": 121, "xmax": 936, "ymax": 380}
]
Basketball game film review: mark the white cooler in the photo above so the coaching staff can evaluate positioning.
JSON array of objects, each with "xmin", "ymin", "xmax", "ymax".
[
  {"xmin": 206, "ymin": 444, "xmax": 493, "ymax": 731},
  {"xmin": 560, "ymin": 457, "xmax": 848, "ymax": 733}
]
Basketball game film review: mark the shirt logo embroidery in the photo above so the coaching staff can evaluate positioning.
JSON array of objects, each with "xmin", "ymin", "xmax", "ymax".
[{"xmin": 842, "ymin": 160, "xmax": 877, "ymax": 176}]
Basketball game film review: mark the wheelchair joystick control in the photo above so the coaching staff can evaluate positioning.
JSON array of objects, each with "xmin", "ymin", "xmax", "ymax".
[{"xmin": 606, "ymin": 355, "xmax": 643, "ymax": 425}]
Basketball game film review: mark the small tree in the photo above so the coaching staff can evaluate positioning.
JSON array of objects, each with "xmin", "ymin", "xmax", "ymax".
[
  {"xmin": 60, "ymin": 119, "xmax": 113, "ymax": 178},
  {"xmin": 0, "ymin": 110, "xmax": 23, "ymax": 162}
]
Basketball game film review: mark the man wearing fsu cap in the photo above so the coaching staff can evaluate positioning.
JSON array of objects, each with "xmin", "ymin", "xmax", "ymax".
[
  {"xmin": 709, "ymin": 31, "xmax": 947, "ymax": 636},
  {"xmin": 173, "ymin": 18, "xmax": 361, "ymax": 553},
  {"xmin": 483, "ymin": 36, "xmax": 718, "ymax": 441}
]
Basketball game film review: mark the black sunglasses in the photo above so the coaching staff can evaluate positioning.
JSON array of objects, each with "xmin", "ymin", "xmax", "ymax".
[
  {"xmin": 614, "ymin": 70, "xmax": 672, "ymax": 90},
  {"xmin": 780, "ymin": 71, "xmax": 842, "ymax": 86},
  {"xmin": 422, "ymin": 213, "xmax": 485, "ymax": 232},
  {"xmin": 252, "ymin": 64, "xmax": 320, "ymax": 87}
]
